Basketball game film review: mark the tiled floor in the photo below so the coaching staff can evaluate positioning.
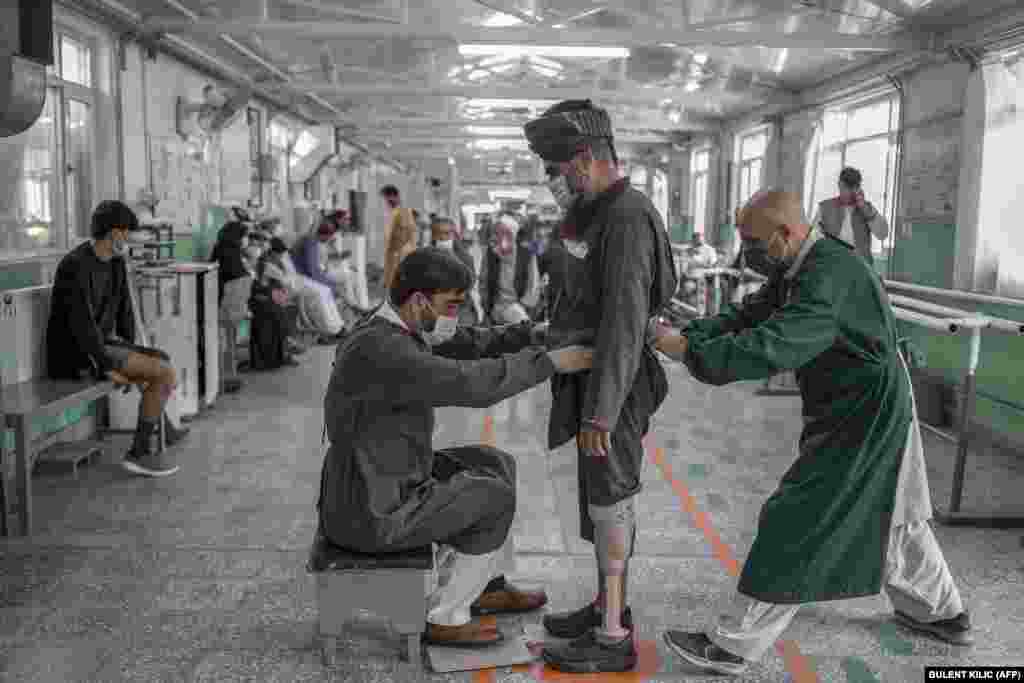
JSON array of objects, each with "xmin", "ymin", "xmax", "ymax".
[{"xmin": 2, "ymin": 347, "xmax": 1023, "ymax": 681}]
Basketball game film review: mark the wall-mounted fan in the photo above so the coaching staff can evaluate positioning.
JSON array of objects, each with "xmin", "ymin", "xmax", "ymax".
[{"xmin": 176, "ymin": 83, "xmax": 253, "ymax": 141}]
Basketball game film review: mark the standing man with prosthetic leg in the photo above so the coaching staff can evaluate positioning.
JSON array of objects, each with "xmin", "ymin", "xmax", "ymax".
[
  {"xmin": 47, "ymin": 200, "xmax": 188, "ymax": 477},
  {"xmin": 651, "ymin": 191, "xmax": 972, "ymax": 676},
  {"xmin": 523, "ymin": 100, "xmax": 678, "ymax": 673}
]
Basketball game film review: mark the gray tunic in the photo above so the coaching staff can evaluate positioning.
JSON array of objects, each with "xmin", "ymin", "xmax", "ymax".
[
  {"xmin": 548, "ymin": 180, "xmax": 678, "ymax": 541},
  {"xmin": 318, "ymin": 310, "xmax": 556, "ymax": 555}
]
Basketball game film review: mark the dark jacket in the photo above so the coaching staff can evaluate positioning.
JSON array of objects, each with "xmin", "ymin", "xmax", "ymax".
[
  {"xmin": 548, "ymin": 179, "xmax": 678, "ymax": 447},
  {"xmin": 538, "ymin": 237, "xmax": 569, "ymax": 307},
  {"xmin": 210, "ymin": 222, "xmax": 250, "ymax": 302},
  {"xmin": 46, "ymin": 241, "xmax": 135, "ymax": 380}
]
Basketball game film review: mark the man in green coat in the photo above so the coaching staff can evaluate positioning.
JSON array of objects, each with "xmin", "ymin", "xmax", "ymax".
[{"xmin": 650, "ymin": 190, "xmax": 971, "ymax": 676}]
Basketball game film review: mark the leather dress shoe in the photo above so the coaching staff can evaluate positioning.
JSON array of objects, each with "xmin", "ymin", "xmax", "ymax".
[
  {"xmin": 423, "ymin": 619, "xmax": 503, "ymax": 648},
  {"xmin": 471, "ymin": 580, "xmax": 548, "ymax": 616}
]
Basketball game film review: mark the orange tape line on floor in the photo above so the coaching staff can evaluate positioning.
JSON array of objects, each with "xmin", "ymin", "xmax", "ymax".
[{"xmin": 649, "ymin": 442, "xmax": 819, "ymax": 683}]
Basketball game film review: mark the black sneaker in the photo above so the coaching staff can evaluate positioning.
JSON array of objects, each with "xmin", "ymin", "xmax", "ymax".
[
  {"xmin": 894, "ymin": 610, "xmax": 973, "ymax": 645},
  {"xmin": 663, "ymin": 631, "xmax": 748, "ymax": 676},
  {"xmin": 543, "ymin": 602, "xmax": 633, "ymax": 639},
  {"xmin": 122, "ymin": 449, "xmax": 179, "ymax": 477},
  {"xmin": 542, "ymin": 629, "xmax": 636, "ymax": 673}
]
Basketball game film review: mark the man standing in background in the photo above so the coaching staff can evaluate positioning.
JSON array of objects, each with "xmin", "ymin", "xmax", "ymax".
[{"xmin": 812, "ymin": 166, "xmax": 889, "ymax": 265}]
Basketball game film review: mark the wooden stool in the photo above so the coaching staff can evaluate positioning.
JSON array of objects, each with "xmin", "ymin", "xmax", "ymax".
[{"xmin": 308, "ymin": 532, "xmax": 434, "ymax": 668}]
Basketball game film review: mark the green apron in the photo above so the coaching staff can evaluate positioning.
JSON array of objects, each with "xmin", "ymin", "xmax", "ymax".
[{"xmin": 683, "ymin": 233, "xmax": 912, "ymax": 603}]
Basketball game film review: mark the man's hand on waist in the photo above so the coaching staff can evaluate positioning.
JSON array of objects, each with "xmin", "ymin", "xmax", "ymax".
[{"xmin": 578, "ymin": 420, "xmax": 611, "ymax": 457}]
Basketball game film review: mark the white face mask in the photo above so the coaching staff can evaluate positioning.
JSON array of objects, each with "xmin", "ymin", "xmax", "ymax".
[
  {"xmin": 436, "ymin": 239, "xmax": 454, "ymax": 250},
  {"xmin": 421, "ymin": 298, "xmax": 459, "ymax": 346},
  {"xmin": 547, "ymin": 175, "xmax": 576, "ymax": 209}
]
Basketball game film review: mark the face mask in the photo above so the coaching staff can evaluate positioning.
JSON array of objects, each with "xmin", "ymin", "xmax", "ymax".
[
  {"xmin": 420, "ymin": 298, "xmax": 458, "ymax": 346},
  {"xmin": 436, "ymin": 239, "xmax": 454, "ymax": 250},
  {"xmin": 547, "ymin": 175, "xmax": 577, "ymax": 209},
  {"xmin": 741, "ymin": 234, "xmax": 784, "ymax": 277}
]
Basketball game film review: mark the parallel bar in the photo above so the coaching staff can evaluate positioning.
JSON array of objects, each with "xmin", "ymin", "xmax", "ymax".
[
  {"xmin": 891, "ymin": 306, "xmax": 959, "ymax": 333},
  {"xmin": 141, "ymin": 19, "xmax": 929, "ymax": 51},
  {"xmin": 889, "ymin": 294, "xmax": 1024, "ymax": 335},
  {"xmin": 884, "ymin": 278, "xmax": 1024, "ymax": 309}
]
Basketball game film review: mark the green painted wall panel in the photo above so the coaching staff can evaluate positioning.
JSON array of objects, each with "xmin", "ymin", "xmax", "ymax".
[
  {"xmin": 0, "ymin": 264, "xmax": 42, "ymax": 291},
  {"xmin": 890, "ymin": 221, "xmax": 955, "ymax": 289}
]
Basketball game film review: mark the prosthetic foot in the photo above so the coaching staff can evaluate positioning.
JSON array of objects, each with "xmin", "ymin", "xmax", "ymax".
[{"xmin": 122, "ymin": 418, "xmax": 179, "ymax": 477}]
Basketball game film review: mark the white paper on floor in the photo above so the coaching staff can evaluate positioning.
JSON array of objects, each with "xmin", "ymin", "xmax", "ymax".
[{"xmin": 427, "ymin": 633, "xmax": 536, "ymax": 673}]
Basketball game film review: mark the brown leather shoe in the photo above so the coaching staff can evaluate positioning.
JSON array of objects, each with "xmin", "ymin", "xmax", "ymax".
[
  {"xmin": 471, "ymin": 584, "xmax": 549, "ymax": 615},
  {"xmin": 423, "ymin": 620, "xmax": 504, "ymax": 648}
]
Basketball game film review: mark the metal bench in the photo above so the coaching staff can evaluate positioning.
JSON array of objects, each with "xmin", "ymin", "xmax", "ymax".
[
  {"xmin": 307, "ymin": 530, "xmax": 434, "ymax": 668},
  {"xmin": 1, "ymin": 379, "xmax": 117, "ymax": 536}
]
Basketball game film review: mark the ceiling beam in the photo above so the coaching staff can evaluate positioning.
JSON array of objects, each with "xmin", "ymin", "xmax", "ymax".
[
  {"xmin": 471, "ymin": 0, "xmax": 540, "ymax": 24},
  {"xmin": 142, "ymin": 19, "xmax": 931, "ymax": 51},
  {"xmin": 279, "ymin": 0, "xmax": 402, "ymax": 23},
  {"xmin": 857, "ymin": 0, "xmax": 915, "ymax": 21},
  {"xmin": 281, "ymin": 83, "xmax": 790, "ymax": 110},
  {"xmin": 336, "ymin": 116, "xmax": 718, "ymax": 131},
  {"xmin": 354, "ymin": 133, "xmax": 674, "ymax": 144}
]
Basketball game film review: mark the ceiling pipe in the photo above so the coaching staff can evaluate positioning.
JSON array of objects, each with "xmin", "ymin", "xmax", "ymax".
[
  {"xmin": 280, "ymin": 0, "xmax": 402, "ymax": 23},
  {"xmin": 142, "ymin": 18, "xmax": 931, "ymax": 52},
  {"xmin": 282, "ymin": 82, "xmax": 792, "ymax": 110},
  {"xmin": 158, "ymin": 0, "xmax": 344, "ymax": 119}
]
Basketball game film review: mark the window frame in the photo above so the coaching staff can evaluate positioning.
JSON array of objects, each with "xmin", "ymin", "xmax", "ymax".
[
  {"xmin": 734, "ymin": 126, "xmax": 769, "ymax": 209},
  {"xmin": 690, "ymin": 147, "xmax": 711, "ymax": 237},
  {"xmin": 807, "ymin": 91, "xmax": 901, "ymax": 262},
  {"xmin": 53, "ymin": 25, "xmax": 99, "ymax": 250}
]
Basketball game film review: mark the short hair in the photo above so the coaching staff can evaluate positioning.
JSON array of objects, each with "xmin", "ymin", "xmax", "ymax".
[
  {"xmin": 839, "ymin": 167, "xmax": 862, "ymax": 189},
  {"xmin": 91, "ymin": 200, "xmax": 139, "ymax": 239},
  {"xmin": 379, "ymin": 184, "xmax": 400, "ymax": 199},
  {"xmin": 390, "ymin": 247, "xmax": 474, "ymax": 306}
]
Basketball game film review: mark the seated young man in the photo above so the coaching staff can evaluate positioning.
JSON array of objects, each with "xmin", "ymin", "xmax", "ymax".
[
  {"xmin": 317, "ymin": 246, "xmax": 594, "ymax": 647},
  {"xmin": 46, "ymin": 200, "xmax": 188, "ymax": 477}
]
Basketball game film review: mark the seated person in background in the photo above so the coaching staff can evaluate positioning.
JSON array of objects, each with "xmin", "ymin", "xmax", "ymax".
[
  {"xmin": 47, "ymin": 200, "xmax": 187, "ymax": 478},
  {"xmin": 430, "ymin": 215, "xmax": 479, "ymax": 325},
  {"xmin": 318, "ymin": 247, "xmax": 594, "ymax": 647},
  {"xmin": 210, "ymin": 221, "xmax": 252, "ymax": 306},
  {"xmin": 290, "ymin": 216, "xmax": 347, "ymax": 344},
  {"xmin": 260, "ymin": 237, "xmax": 307, "ymax": 357},
  {"xmin": 248, "ymin": 242, "xmax": 301, "ymax": 371},
  {"xmin": 481, "ymin": 214, "xmax": 542, "ymax": 325},
  {"xmin": 686, "ymin": 232, "xmax": 719, "ymax": 273}
]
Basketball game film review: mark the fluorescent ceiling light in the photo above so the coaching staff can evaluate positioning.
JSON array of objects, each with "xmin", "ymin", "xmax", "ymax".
[
  {"xmin": 552, "ymin": 23, "xmax": 566, "ymax": 28},
  {"xmin": 491, "ymin": 62, "xmax": 518, "ymax": 73},
  {"xmin": 459, "ymin": 44, "xmax": 630, "ymax": 59},
  {"xmin": 448, "ymin": 156, "xmax": 456, "ymax": 165},
  {"xmin": 472, "ymin": 139, "xmax": 529, "ymax": 151},
  {"xmin": 684, "ymin": 81, "xmax": 700, "ymax": 92},
  {"xmin": 481, "ymin": 13, "xmax": 525, "ymax": 27},
  {"xmin": 490, "ymin": 189, "xmax": 532, "ymax": 200},
  {"xmin": 465, "ymin": 126, "xmax": 523, "ymax": 135},
  {"xmin": 468, "ymin": 69, "xmax": 490, "ymax": 80},
  {"xmin": 464, "ymin": 99, "xmax": 558, "ymax": 109},
  {"xmin": 692, "ymin": 53, "xmax": 709, "ymax": 64}
]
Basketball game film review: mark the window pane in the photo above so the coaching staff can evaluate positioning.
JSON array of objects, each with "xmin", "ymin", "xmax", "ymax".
[
  {"xmin": 65, "ymin": 99, "xmax": 94, "ymax": 240},
  {"xmin": 692, "ymin": 173, "xmax": 707, "ymax": 236},
  {"xmin": 741, "ymin": 132, "xmax": 767, "ymax": 161},
  {"xmin": 813, "ymin": 148, "xmax": 843, "ymax": 209},
  {"xmin": 630, "ymin": 165, "xmax": 648, "ymax": 187},
  {"xmin": 822, "ymin": 109, "xmax": 847, "ymax": 148},
  {"xmin": 847, "ymin": 98, "xmax": 893, "ymax": 140},
  {"xmin": 693, "ymin": 149, "xmax": 709, "ymax": 173},
  {"xmin": 0, "ymin": 94, "xmax": 59, "ymax": 255},
  {"xmin": 844, "ymin": 136, "xmax": 894, "ymax": 255},
  {"xmin": 60, "ymin": 35, "xmax": 92, "ymax": 87}
]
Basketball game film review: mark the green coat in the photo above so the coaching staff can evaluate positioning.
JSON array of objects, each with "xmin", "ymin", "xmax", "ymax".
[{"xmin": 682, "ymin": 232, "xmax": 912, "ymax": 604}]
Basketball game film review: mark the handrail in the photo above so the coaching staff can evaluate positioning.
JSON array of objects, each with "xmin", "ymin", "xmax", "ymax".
[
  {"xmin": 890, "ymin": 294, "xmax": 1024, "ymax": 335},
  {"xmin": 884, "ymin": 279, "xmax": 1024, "ymax": 309},
  {"xmin": 892, "ymin": 307, "xmax": 963, "ymax": 334}
]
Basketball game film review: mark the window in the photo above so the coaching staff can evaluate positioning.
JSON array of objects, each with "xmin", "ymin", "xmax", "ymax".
[
  {"xmin": 736, "ymin": 129, "xmax": 768, "ymax": 207},
  {"xmin": 690, "ymin": 149, "xmax": 710, "ymax": 237},
  {"xmin": 1, "ymin": 29, "xmax": 100, "ymax": 258},
  {"xmin": 806, "ymin": 92, "xmax": 900, "ymax": 263}
]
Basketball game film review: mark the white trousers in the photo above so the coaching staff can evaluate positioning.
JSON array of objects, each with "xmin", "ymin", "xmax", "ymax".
[
  {"xmin": 296, "ymin": 275, "xmax": 344, "ymax": 335},
  {"xmin": 491, "ymin": 301, "xmax": 530, "ymax": 325},
  {"xmin": 427, "ymin": 536, "xmax": 515, "ymax": 626},
  {"xmin": 709, "ymin": 519, "xmax": 964, "ymax": 662}
]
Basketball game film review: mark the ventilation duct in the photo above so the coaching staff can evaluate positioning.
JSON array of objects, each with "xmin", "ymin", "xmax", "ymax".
[{"xmin": 1, "ymin": 1, "xmax": 53, "ymax": 137}]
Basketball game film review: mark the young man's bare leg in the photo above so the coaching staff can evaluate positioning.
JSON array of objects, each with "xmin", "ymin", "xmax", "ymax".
[{"xmin": 118, "ymin": 351, "xmax": 180, "ymax": 476}]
